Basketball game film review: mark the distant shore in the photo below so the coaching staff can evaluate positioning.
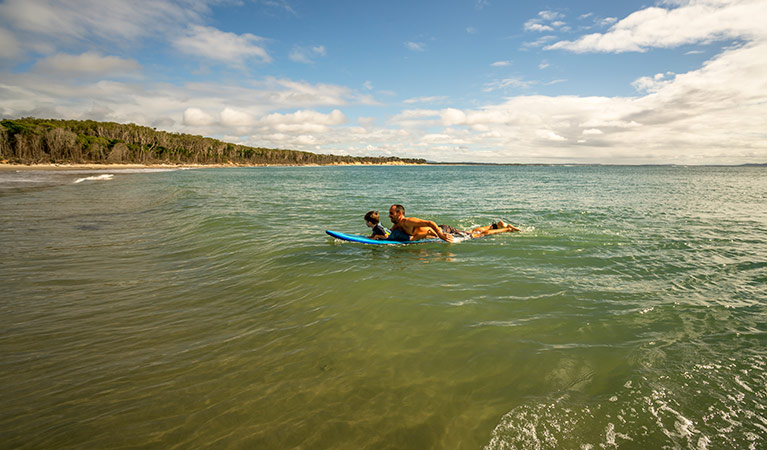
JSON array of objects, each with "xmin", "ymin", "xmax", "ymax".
[
  {"xmin": 2, "ymin": 161, "xmax": 764, "ymax": 171},
  {"xmin": 0, "ymin": 161, "xmax": 428, "ymax": 171}
]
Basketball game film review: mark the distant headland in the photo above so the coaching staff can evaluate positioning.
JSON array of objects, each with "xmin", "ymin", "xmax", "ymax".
[{"xmin": 0, "ymin": 118, "xmax": 426, "ymax": 167}]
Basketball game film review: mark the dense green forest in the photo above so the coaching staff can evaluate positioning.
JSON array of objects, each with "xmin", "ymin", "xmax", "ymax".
[{"xmin": 0, "ymin": 118, "xmax": 426, "ymax": 165}]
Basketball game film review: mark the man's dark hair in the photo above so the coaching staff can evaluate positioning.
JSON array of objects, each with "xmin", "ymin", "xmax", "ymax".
[{"xmin": 392, "ymin": 204, "xmax": 405, "ymax": 214}]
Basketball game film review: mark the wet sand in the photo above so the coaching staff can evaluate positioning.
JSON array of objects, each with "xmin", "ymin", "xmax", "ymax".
[{"xmin": 0, "ymin": 163, "xmax": 213, "ymax": 171}]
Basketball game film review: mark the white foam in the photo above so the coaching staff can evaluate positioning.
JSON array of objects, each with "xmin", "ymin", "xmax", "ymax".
[
  {"xmin": 734, "ymin": 375, "xmax": 754, "ymax": 393},
  {"xmin": 604, "ymin": 423, "xmax": 617, "ymax": 447},
  {"xmin": 74, "ymin": 174, "xmax": 114, "ymax": 183}
]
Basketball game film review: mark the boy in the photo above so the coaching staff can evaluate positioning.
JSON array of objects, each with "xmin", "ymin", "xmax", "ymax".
[{"xmin": 364, "ymin": 210, "xmax": 390, "ymax": 239}]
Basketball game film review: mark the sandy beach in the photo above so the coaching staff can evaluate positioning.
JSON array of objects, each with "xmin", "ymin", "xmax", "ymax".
[
  {"xmin": 0, "ymin": 161, "xmax": 427, "ymax": 171},
  {"xmin": 0, "ymin": 163, "xmax": 220, "ymax": 171}
]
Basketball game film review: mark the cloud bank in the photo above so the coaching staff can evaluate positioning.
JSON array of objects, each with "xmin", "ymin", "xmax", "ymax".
[
  {"xmin": 174, "ymin": 25, "xmax": 271, "ymax": 66},
  {"xmin": 0, "ymin": 0, "xmax": 765, "ymax": 164},
  {"xmin": 547, "ymin": 0, "xmax": 766, "ymax": 52},
  {"xmin": 33, "ymin": 52, "xmax": 140, "ymax": 76}
]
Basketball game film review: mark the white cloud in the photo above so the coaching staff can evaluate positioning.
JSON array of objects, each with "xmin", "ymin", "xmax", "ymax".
[
  {"xmin": 33, "ymin": 52, "xmax": 140, "ymax": 76},
  {"xmin": 262, "ymin": 0, "xmax": 297, "ymax": 16},
  {"xmin": 538, "ymin": 10, "xmax": 564, "ymax": 21},
  {"xmin": 290, "ymin": 45, "xmax": 326, "ymax": 63},
  {"xmin": 483, "ymin": 77, "xmax": 533, "ymax": 92},
  {"xmin": 406, "ymin": 41, "xmax": 426, "ymax": 52},
  {"xmin": 0, "ymin": 26, "xmax": 20, "ymax": 59},
  {"xmin": 173, "ymin": 25, "xmax": 271, "ymax": 66},
  {"xmin": 262, "ymin": 78, "xmax": 376, "ymax": 106},
  {"xmin": 261, "ymin": 109, "xmax": 346, "ymax": 126},
  {"xmin": 631, "ymin": 72, "xmax": 675, "ymax": 93},
  {"xmin": 220, "ymin": 107, "xmax": 254, "ymax": 127},
  {"xmin": 393, "ymin": 109, "xmax": 440, "ymax": 120},
  {"xmin": 180, "ymin": 107, "xmax": 349, "ymax": 143},
  {"xmin": 547, "ymin": 0, "xmax": 767, "ymax": 53},
  {"xmin": 0, "ymin": 0, "xmax": 205, "ymax": 43},
  {"xmin": 271, "ymin": 123, "xmax": 328, "ymax": 134},
  {"xmin": 389, "ymin": 109, "xmax": 441, "ymax": 128},
  {"xmin": 260, "ymin": 132, "xmax": 318, "ymax": 148},
  {"xmin": 441, "ymin": 108, "xmax": 467, "ymax": 126},
  {"xmin": 403, "ymin": 96, "xmax": 448, "ymax": 105},
  {"xmin": 537, "ymin": 129, "xmax": 567, "ymax": 141},
  {"xmin": 491, "ymin": 60, "xmax": 512, "ymax": 67},
  {"xmin": 357, "ymin": 117, "xmax": 376, "ymax": 127},
  {"xmin": 524, "ymin": 22, "xmax": 554, "ymax": 32},
  {"xmin": 521, "ymin": 35, "xmax": 557, "ymax": 49},
  {"xmin": 525, "ymin": 10, "xmax": 567, "ymax": 33},
  {"xmin": 183, "ymin": 107, "xmax": 216, "ymax": 126},
  {"xmin": 249, "ymin": 109, "xmax": 348, "ymax": 138}
]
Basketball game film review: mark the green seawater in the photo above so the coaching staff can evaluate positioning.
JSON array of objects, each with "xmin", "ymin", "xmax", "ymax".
[{"xmin": 1, "ymin": 165, "xmax": 766, "ymax": 449}]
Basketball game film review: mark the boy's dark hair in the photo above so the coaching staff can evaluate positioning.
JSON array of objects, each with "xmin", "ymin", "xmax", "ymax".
[{"xmin": 364, "ymin": 210, "xmax": 380, "ymax": 224}]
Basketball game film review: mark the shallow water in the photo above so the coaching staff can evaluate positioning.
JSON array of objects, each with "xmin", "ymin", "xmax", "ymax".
[{"xmin": 1, "ymin": 165, "xmax": 766, "ymax": 448}]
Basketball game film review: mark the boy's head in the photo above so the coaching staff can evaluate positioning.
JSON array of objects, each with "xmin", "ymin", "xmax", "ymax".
[{"xmin": 364, "ymin": 210, "xmax": 380, "ymax": 226}]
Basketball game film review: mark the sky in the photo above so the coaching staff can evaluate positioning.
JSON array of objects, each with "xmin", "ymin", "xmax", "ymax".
[{"xmin": 0, "ymin": 0, "xmax": 765, "ymax": 164}]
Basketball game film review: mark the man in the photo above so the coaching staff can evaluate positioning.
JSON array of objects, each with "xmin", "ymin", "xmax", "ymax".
[{"xmin": 387, "ymin": 204, "xmax": 454, "ymax": 242}]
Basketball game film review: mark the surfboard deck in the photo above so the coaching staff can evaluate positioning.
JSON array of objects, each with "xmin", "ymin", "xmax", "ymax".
[{"xmin": 326, "ymin": 230, "xmax": 442, "ymax": 245}]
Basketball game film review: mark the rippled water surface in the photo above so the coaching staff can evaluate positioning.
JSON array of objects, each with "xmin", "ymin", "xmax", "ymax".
[{"xmin": 1, "ymin": 165, "xmax": 766, "ymax": 449}]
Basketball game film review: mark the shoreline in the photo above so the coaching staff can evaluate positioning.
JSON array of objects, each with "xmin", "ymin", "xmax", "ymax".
[
  {"xmin": 0, "ymin": 163, "xmax": 193, "ymax": 171},
  {"xmin": 2, "ymin": 162, "xmax": 763, "ymax": 171},
  {"xmin": 0, "ymin": 161, "xmax": 428, "ymax": 171}
]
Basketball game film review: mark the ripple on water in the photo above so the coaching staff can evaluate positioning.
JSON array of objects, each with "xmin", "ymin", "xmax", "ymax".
[
  {"xmin": 485, "ymin": 349, "xmax": 767, "ymax": 450},
  {"xmin": 2, "ymin": 166, "xmax": 767, "ymax": 449}
]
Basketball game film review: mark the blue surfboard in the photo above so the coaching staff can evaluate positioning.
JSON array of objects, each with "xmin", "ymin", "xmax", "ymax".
[{"xmin": 326, "ymin": 230, "xmax": 442, "ymax": 245}]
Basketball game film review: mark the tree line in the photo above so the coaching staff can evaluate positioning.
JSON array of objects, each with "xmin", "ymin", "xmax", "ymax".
[{"xmin": 0, "ymin": 118, "xmax": 426, "ymax": 166}]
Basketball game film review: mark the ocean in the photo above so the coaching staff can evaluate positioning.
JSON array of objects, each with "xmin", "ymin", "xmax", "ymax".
[{"xmin": 1, "ymin": 165, "xmax": 766, "ymax": 449}]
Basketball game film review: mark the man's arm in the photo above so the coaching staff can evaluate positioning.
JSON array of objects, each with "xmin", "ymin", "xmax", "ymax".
[{"xmin": 406, "ymin": 217, "xmax": 454, "ymax": 242}]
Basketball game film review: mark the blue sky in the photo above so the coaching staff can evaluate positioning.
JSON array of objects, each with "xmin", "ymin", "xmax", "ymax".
[{"xmin": 1, "ymin": 0, "xmax": 765, "ymax": 164}]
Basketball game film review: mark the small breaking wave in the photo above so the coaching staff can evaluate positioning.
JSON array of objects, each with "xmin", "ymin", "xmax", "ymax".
[
  {"xmin": 74, "ymin": 174, "xmax": 114, "ymax": 183},
  {"xmin": 485, "ymin": 354, "xmax": 767, "ymax": 450}
]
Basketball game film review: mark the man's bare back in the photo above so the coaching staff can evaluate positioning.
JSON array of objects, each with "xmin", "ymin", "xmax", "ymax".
[{"xmin": 388, "ymin": 205, "xmax": 453, "ymax": 242}]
